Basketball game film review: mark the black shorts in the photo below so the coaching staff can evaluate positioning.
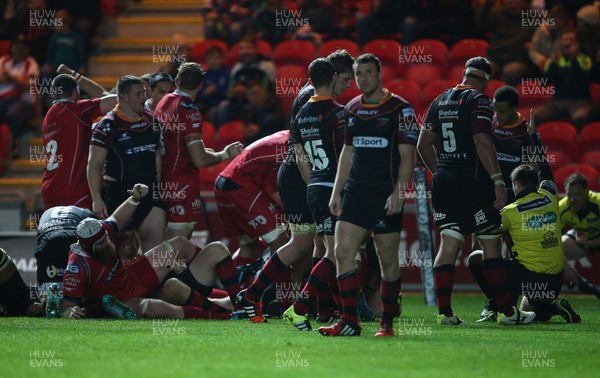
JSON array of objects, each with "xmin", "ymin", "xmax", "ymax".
[
  {"xmin": 307, "ymin": 185, "xmax": 335, "ymax": 236},
  {"xmin": 431, "ymin": 172, "xmax": 501, "ymax": 235},
  {"xmin": 102, "ymin": 180, "xmax": 164, "ymax": 231},
  {"xmin": 507, "ymin": 259, "xmax": 563, "ymax": 306},
  {"xmin": 338, "ymin": 188, "xmax": 403, "ymax": 234},
  {"xmin": 35, "ymin": 230, "xmax": 77, "ymax": 284},
  {"xmin": 277, "ymin": 160, "xmax": 313, "ymax": 225}
]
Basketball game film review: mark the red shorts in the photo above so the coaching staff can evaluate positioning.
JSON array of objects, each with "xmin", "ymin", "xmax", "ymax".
[
  {"xmin": 214, "ymin": 183, "xmax": 283, "ymax": 239},
  {"xmin": 161, "ymin": 173, "xmax": 202, "ymax": 224},
  {"xmin": 122, "ymin": 255, "xmax": 161, "ymax": 301}
]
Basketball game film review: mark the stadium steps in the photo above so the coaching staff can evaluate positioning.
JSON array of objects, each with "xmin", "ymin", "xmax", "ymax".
[
  {"xmin": 127, "ymin": 0, "xmax": 206, "ymax": 15},
  {"xmin": 98, "ymin": 36, "xmax": 203, "ymax": 55},
  {"xmin": 89, "ymin": 55, "xmax": 170, "ymax": 77},
  {"xmin": 116, "ymin": 16, "xmax": 203, "ymax": 38}
]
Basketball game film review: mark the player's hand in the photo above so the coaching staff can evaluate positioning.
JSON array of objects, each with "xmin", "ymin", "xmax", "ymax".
[
  {"xmin": 493, "ymin": 184, "xmax": 507, "ymax": 210},
  {"xmin": 66, "ymin": 306, "xmax": 87, "ymax": 319},
  {"xmin": 527, "ymin": 109, "xmax": 537, "ymax": 135},
  {"xmin": 329, "ymin": 193, "xmax": 342, "ymax": 216},
  {"xmin": 93, "ymin": 199, "xmax": 108, "ymax": 219},
  {"xmin": 384, "ymin": 192, "xmax": 404, "ymax": 216},
  {"xmin": 127, "ymin": 183, "xmax": 149, "ymax": 201},
  {"xmin": 224, "ymin": 141, "xmax": 244, "ymax": 159}
]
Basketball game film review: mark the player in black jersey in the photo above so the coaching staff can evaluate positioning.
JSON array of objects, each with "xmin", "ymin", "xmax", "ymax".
[
  {"xmin": 236, "ymin": 51, "xmax": 355, "ymax": 322},
  {"xmin": 319, "ymin": 54, "xmax": 417, "ymax": 337},
  {"xmin": 417, "ymin": 57, "xmax": 535, "ymax": 325},
  {"xmin": 88, "ymin": 75, "xmax": 165, "ymax": 252},
  {"xmin": 281, "ymin": 58, "xmax": 346, "ymax": 331}
]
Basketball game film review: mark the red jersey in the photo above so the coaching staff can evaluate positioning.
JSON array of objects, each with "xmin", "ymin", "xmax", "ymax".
[
  {"xmin": 41, "ymin": 98, "xmax": 102, "ymax": 206},
  {"xmin": 62, "ymin": 221, "xmax": 159, "ymax": 304},
  {"xmin": 155, "ymin": 90, "xmax": 203, "ymax": 179},
  {"xmin": 219, "ymin": 130, "xmax": 289, "ymax": 188}
]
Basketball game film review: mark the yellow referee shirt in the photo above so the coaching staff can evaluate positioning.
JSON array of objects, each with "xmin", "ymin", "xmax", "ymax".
[
  {"xmin": 559, "ymin": 191, "xmax": 600, "ymax": 240},
  {"xmin": 501, "ymin": 180, "xmax": 563, "ymax": 274}
]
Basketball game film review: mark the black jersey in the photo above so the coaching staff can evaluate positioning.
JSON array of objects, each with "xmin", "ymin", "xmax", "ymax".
[
  {"xmin": 286, "ymin": 82, "xmax": 315, "ymax": 160},
  {"xmin": 345, "ymin": 90, "xmax": 418, "ymax": 193},
  {"xmin": 491, "ymin": 114, "xmax": 534, "ymax": 188},
  {"xmin": 37, "ymin": 206, "xmax": 95, "ymax": 236},
  {"xmin": 424, "ymin": 84, "xmax": 493, "ymax": 178},
  {"xmin": 91, "ymin": 108, "xmax": 158, "ymax": 184},
  {"xmin": 293, "ymin": 96, "xmax": 346, "ymax": 185}
]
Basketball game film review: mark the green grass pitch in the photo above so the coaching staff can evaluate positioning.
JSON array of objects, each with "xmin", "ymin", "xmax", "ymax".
[{"xmin": 1, "ymin": 293, "xmax": 599, "ymax": 378}]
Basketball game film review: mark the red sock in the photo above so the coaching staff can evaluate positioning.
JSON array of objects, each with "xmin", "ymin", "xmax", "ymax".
[
  {"xmin": 482, "ymin": 258, "xmax": 514, "ymax": 316},
  {"xmin": 182, "ymin": 305, "xmax": 230, "ymax": 319},
  {"xmin": 186, "ymin": 291, "xmax": 229, "ymax": 314},
  {"xmin": 337, "ymin": 270, "xmax": 360, "ymax": 324},
  {"xmin": 380, "ymin": 277, "xmax": 402, "ymax": 325},
  {"xmin": 215, "ymin": 255, "xmax": 241, "ymax": 301},
  {"xmin": 210, "ymin": 288, "xmax": 228, "ymax": 298},
  {"xmin": 293, "ymin": 257, "xmax": 336, "ymax": 315},
  {"xmin": 433, "ymin": 264, "xmax": 455, "ymax": 317},
  {"xmin": 246, "ymin": 253, "xmax": 287, "ymax": 303}
]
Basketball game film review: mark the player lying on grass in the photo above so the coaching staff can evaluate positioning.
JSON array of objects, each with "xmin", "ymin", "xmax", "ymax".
[{"xmin": 60, "ymin": 183, "xmax": 241, "ymax": 319}]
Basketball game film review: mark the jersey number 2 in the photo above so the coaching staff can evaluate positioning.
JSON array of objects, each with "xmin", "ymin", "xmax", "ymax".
[{"xmin": 46, "ymin": 140, "xmax": 60, "ymax": 171}]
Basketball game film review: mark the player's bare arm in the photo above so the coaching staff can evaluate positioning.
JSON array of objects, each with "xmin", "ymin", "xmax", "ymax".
[
  {"xmin": 473, "ymin": 132, "xmax": 507, "ymax": 209},
  {"xmin": 185, "ymin": 133, "xmax": 244, "ymax": 167},
  {"xmin": 293, "ymin": 143, "xmax": 311, "ymax": 184},
  {"xmin": 386, "ymin": 144, "xmax": 415, "ymax": 216},
  {"xmin": 87, "ymin": 145, "xmax": 109, "ymax": 218},
  {"xmin": 416, "ymin": 127, "xmax": 439, "ymax": 174},
  {"xmin": 107, "ymin": 183, "xmax": 149, "ymax": 230},
  {"xmin": 329, "ymin": 144, "xmax": 353, "ymax": 216}
]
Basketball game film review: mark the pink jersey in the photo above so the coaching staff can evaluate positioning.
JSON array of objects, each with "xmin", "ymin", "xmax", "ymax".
[
  {"xmin": 219, "ymin": 130, "xmax": 289, "ymax": 188},
  {"xmin": 156, "ymin": 90, "xmax": 203, "ymax": 179},
  {"xmin": 41, "ymin": 98, "xmax": 102, "ymax": 205}
]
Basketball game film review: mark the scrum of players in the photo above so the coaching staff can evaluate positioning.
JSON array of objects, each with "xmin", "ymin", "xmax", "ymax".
[{"xmin": 0, "ymin": 51, "xmax": 589, "ymax": 336}]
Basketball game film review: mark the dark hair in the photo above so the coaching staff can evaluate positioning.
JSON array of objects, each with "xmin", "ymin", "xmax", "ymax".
[
  {"xmin": 309, "ymin": 58, "xmax": 335, "ymax": 88},
  {"xmin": 51, "ymin": 74, "xmax": 78, "ymax": 99},
  {"xmin": 510, "ymin": 164, "xmax": 538, "ymax": 189},
  {"xmin": 353, "ymin": 53, "xmax": 382, "ymax": 73},
  {"xmin": 176, "ymin": 62, "xmax": 205, "ymax": 90},
  {"xmin": 494, "ymin": 85, "xmax": 519, "ymax": 108},
  {"xmin": 149, "ymin": 72, "xmax": 174, "ymax": 89},
  {"xmin": 239, "ymin": 35, "xmax": 257, "ymax": 47},
  {"xmin": 117, "ymin": 75, "xmax": 144, "ymax": 96},
  {"xmin": 327, "ymin": 49, "xmax": 355, "ymax": 76},
  {"xmin": 140, "ymin": 73, "xmax": 154, "ymax": 85},
  {"xmin": 205, "ymin": 45, "xmax": 224, "ymax": 57},
  {"xmin": 465, "ymin": 56, "xmax": 492, "ymax": 79},
  {"xmin": 564, "ymin": 173, "xmax": 589, "ymax": 189}
]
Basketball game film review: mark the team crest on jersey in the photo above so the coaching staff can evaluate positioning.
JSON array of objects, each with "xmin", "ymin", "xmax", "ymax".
[
  {"xmin": 181, "ymin": 102, "xmax": 199, "ymax": 110},
  {"xmin": 377, "ymin": 117, "xmax": 389, "ymax": 126},
  {"xmin": 118, "ymin": 132, "xmax": 131, "ymax": 142}
]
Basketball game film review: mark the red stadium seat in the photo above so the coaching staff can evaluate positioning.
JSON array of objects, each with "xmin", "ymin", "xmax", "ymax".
[
  {"xmin": 0, "ymin": 123, "xmax": 10, "ymax": 176},
  {"xmin": 0, "ymin": 40, "xmax": 10, "ymax": 57},
  {"xmin": 590, "ymin": 83, "xmax": 600, "ymax": 105},
  {"xmin": 516, "ymin": 80, "xmax": 554, "ymax": 107},
  {"xmin": 202, "ymin": 121, "xmax": 216, "ymax": 149},
  {"xmin": 405, "ymin": 65, "xmax": 442, "ymax": 88},
  {"xmin": 447, "ymin": 65, "xmax": 464, "ymax": 82},
  {"xmin": 198, "ymin": 161, "xmax": 228, "ymax": 190},
  {"xmin": 275, "ymin": 65, "xmax": 309, "ymax": 116},
  {"xmin": 408, "ymin": 39, "xmax": 449, "ymax": 75},
  {"xmin": 554, "ymin": 164, "xmax": 600, "ymax": 192},
  {"xmin": 190, "ymin": 39, "xmax": 228, "ymax": 63},
  {"xmin": 580, "ymin": 122, "xmax": 600, "ymax": 171},
  {"xmin": 421, "ymin": 80, "xmax": 455, "ymax": 111},
  {"xmin": 537, "ymin": 121, "xmax": 578, "ymax": 168},
  {"xmin": 273, "ymin": 40, "xmax": 315, "ymax": 67},
  {"xmin": 449, "ymin": 39, "xmax": 489, "ymax": 67},
  {"xmin": 385, "ymin": 79, "xmax": 421, "ymax": 114},
  {"xmin": 276, "ymin": 64, "xmax": 309, "ymax": 84},
  {"xmin": 361, "ymin": 39, "xmax": 404, "ymax": 78},
  {"xmin": 317, "ymin": 39, "xmax": 360, "ymax": 58},
  {"xmin": 483, "ymin": 79, "xmax": 507, "ymax": 99},
  {"xmin": 228, "ymin": 39, "xmax": 272, "ymax": 66},
  {"xmin": 215, "ymin": 120, "xmax": 245, "ymax": 150}
]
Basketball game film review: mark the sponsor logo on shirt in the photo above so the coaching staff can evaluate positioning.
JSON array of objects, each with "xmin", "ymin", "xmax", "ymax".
[
  {"xmin": 66, "ymin": 263, "xmax": 79, "ymax": 274},
  {"xmin": 353, "ymin": 136, "xmax": 388, "ymax": 148},
  {"xmin": 297, "ymin": 116, "xmax": 321, "ymax": 124},
  {"xmin": 496, "ymin": 152, "xmax": 520, "ymax": 162},
  {"xmin": 118, "ymin": 132, "xmax": 131, "ymax": 142},
  {"xmin": 474, "ymin": 209, "xmax": 487, "ymax": 226},
  {"xmin": 438, "ymin": 109, "xmax": 459, "ymax": 119},
  {"xmin": 182, "ymin": 102, "xmax": 198, "ymax": 110},
  {"xmin": 357, "ymin": 109, "xmax": 378, "ymax": 115},
  {"xmin": 526, "ymin": 212, "xmax": 557, "ymax": 229}
]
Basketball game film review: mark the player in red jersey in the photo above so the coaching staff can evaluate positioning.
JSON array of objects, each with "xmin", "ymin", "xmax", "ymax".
[
  {"xmin": 41, "ymin": 64, "xmax": 117, "ymax": 210},
  {"xmin": 319, "ymin": 54, "xmax": 417, "ymax": 337},
  {"xmin": 156, "ymin": 62, "xmax": 243, "ymax": 239},
  {"xmin": 61, "ymin": 183, "xmax": 241, "ymax": 320}
]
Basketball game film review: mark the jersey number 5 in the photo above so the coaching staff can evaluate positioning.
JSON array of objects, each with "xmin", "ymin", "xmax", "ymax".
[
  {"xmin": 441, "ymin": 122, "xmax": 457, "ymax": 153},
  {"xmin": 304, "ymin": 140, "xmax": 329, "ymax": 170}
]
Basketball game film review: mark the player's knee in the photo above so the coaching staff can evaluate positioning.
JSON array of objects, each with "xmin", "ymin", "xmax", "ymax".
[
  {"xmin": 144, "ymin": 299, "xmax": 175, "ymax": 319},
  {"xmin": 204, "ymin": 241, "xmax": 229, "ymax": 259},
  {"xmin": 440, "ymin": 227, "xmax": 465, "ymax": 242},
  {"xmin": 467, "ymin": 250, "xmax": 483, "ymax": 266},
  {"xmin": 160, "ymin": 278, "xmax": 189, "ymax": 305}
]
